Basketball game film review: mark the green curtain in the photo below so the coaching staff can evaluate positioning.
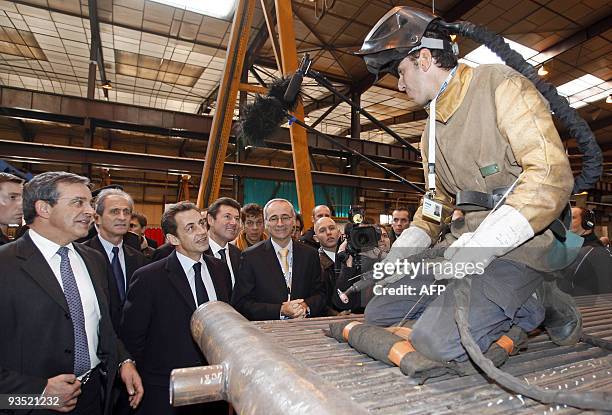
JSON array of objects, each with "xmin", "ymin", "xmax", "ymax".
[{"xmin": 243, "ymin": 178, "xmax": 354, "ymax": 218}]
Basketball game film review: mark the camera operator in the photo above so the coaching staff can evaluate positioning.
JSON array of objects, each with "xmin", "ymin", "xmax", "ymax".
[
  {"xmin": 334, "ymin": 223, "xmax": 391, "ymax": 312},
  {"xmin": 313, "ymin": 217, "xmax": 342, "ymax": 315}
]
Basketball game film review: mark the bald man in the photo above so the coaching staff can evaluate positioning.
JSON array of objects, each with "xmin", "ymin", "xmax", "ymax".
[
  {"xmin": 313, "ymin": 217, "xmax": 341, "ymax": 315},
  {"xmin": 299, "ymin": 205, "xmax": 332, "ymax": 249}
]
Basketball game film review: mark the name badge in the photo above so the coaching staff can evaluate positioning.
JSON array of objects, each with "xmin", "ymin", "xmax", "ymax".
[{"xmin": 423, "ymin": 197, "xmax": 443, "ymax": 223}]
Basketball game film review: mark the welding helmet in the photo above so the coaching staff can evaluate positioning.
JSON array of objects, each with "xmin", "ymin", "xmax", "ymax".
[{"xmin": 356, "ymin": 6, "xmax": 457, "ymax": 78}]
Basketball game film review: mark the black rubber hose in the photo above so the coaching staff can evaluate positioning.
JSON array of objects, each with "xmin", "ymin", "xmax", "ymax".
[
  {"xmin": 454, "ymin": 278, "xmax": 612, "ymax": 410},
  {"xmin": 435, "ymin": 20, "xmax": 602, "ymax": 193},
  {"xmin": 582, "ymin": 333, "xmax": 612, "ymax": 351}
]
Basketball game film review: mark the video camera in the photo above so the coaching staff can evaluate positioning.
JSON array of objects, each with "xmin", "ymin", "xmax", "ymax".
[{"xmin": 344, "ymin": 206, "xmax": 381, "ymax": 255}]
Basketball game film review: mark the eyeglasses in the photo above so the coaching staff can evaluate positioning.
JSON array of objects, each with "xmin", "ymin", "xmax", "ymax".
[{"xmin": 267, "ymin": 215, "xmax": 293, "ymax": 224}]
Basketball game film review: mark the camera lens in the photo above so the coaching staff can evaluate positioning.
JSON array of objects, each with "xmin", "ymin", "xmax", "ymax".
[{"xmin": 357, "ymin": 233, "xmax": 369, "ymax": 245}]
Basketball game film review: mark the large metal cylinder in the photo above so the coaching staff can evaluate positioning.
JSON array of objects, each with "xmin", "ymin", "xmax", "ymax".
[
  {"xmin": 186, "ymin": 301, "xmax": 369, "ymax": 415},
  {"xmin": 170, "ymin": 365, "xmax": 225, "ymax": 406}
]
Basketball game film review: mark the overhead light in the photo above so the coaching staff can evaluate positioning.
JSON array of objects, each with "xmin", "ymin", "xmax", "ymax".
[
  {"xmin": 537, "ymin": 66, "xmax": 548, "ymax": 76},
  {"xmin": 584, "ymin": 90, "xmax": 610, "ymax": 103},
  {"xmin": 557, "ymin": 74, "xmax": 604, "ymax": 97},
  {"xmin": 150, "ymin": 0, "xmax": 237, "ymax": 20},
  {"xmin": 570, "ymin": 101, "xmax": 587, "ymax": 109},
  {"xmin": 101, "ymin": 81, "xmax": 112, "ymax": 90},
  {"xmin": 607, "ymin": 95, "xmax": 612, "ymax": 104}
]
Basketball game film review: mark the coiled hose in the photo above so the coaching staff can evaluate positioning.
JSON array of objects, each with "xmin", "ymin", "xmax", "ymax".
[{"xmin": 435, "ymin": 20, "xmax": 602, "ymax": 193}]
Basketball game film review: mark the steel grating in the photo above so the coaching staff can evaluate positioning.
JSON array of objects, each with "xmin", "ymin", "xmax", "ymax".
[{"xmin": 251, "ymin": 294, "xmax": 612, "ymax": 414}]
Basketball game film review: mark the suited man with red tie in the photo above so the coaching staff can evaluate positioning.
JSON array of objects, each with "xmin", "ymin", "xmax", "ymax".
[{"xmin": 121, "ymin": 201, "xmax": 231, "ymax": 415}]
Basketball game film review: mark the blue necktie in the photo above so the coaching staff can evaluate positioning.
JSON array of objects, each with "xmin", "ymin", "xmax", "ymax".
[
  {"xmin": 193, "ymin": 262, "xmax": 209, "ymax": 306},
  {"xmin": 111, "ymin": 246, "xmax": 125, "ymax": 303},
  {"xmin": 57, "ymin": 247, "xmax": 91, "ymax": 376}
]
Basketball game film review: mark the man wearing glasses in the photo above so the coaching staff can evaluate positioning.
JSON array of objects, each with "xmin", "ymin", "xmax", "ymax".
[
  {"xmin": 232, "ymin": 198, "xmax": 327, "ymax": 320},
  {"xmin": 0, "ymin": 171, "xmax": 142, "ymax": 414}
]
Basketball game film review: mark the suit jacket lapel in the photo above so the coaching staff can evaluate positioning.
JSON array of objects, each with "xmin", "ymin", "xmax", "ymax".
[
  {"xmin": 166, "ymin": 251, "xmax": 197, "ymax": 311},
  {"xmin": 74, "ymin": 243, "xmax": 108, "ymax": 306},
  {"xmin": 290, "ymin": 241, "xmax": 303, "ymax": 296},
  {"xmin": 19, "ymin": 233, "xmax": 69, "ymax": 314},
  {"xmin": 202, "ymin": 255, "xmax": 227, "ymax": 302},
  {"xmin": 229, "ymin": 244, "xmax": 241, "ymax": 277},
  {"xmin": 90, "ymin": 237, "xmax": 110, "ymax": 264},
  {"xmin": 123, "ymin": 246, "xmax": 136, "ymax": 283},
  {"xmin": 74, "ymin": 243, "xmax": 112, "ymax": 362}
]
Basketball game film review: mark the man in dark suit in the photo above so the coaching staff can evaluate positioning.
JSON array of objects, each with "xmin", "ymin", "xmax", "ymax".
[
  {"xmin": 0, "ymin": 172, "xmax": 24, "ymax": 245},
  {"xmin": 207, "ymin": 197, "xmax": 241, "ymax": 292},
  {"xmin": 83, "ymin": 188, "xmax": 148, "ymax": 331},
  {"xmin": 0, "ymin": 171, "xmax": 143, "ymax": 414},
  {"xmin": 232, "ymin": 198, "xmax": 327, "ymax": 321},
  {"xmin": 121, "ymin": 201, "xmax": 231, "ymax": 415}
]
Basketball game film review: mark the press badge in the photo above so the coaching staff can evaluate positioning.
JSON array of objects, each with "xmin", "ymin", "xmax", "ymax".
[{"xmin": 422, "ymin": 197, "xmax": 443, "ymax": 223}]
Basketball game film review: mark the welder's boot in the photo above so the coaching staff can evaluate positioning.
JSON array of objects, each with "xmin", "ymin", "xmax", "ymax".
[
  {"xmin": 537, "ymin": 280, "xmax": 582, "ymax": 346},
  {"xmin": 453, "ymin": 325, "xmax": 528, "ymax": 376}
]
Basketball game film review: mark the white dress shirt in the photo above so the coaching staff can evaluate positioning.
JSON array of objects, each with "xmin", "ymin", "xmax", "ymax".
[
  {"xmin": 98, "ymin": 234, "xmax": 127, "ymax": 286},
  {"xmin": 323, "ymin": 249, "xmax": 336, "ymax": 263},
  {"xmin": 29, "ymin": 229, "xmax": 101, "ymax": 370},
  {"xmin": 208, "ymin": 237, "xmax": 235, "ymax": 286},
  {"xmin": 175, "ymin": 251, "xmax": 218, "ymax": 305}
]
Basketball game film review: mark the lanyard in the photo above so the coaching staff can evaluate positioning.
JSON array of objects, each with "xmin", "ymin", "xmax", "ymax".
[{"xmin": 427, "ymin": 66, "xmax": 457, "ymax": 197}]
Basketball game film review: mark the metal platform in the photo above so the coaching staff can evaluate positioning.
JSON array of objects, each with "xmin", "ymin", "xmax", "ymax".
[{"xmin": 251, "ymin": 294, "xmax": 612, "ymax": 414}]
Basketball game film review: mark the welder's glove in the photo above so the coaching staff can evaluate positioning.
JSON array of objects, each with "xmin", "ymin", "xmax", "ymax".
[
  {"xmin": 434, "ymin": 205, "xmax": 534, "ymax": 280},
  {"xmin": 385, "ymin": 226, "xmax": 431, "ymax": 265}
]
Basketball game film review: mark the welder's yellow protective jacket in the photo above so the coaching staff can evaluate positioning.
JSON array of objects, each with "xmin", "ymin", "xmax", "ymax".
[{"xmin": 411, "ymin": 63, "xmax": 574, "ymax": 271}]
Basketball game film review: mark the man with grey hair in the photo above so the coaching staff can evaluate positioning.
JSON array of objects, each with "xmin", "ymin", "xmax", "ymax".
[
  {"xmin": 83, "ymin": 188, "xmax": 147, "ymax": 331},
  {"xmin": 0, "ymin": 172, "xmax": 24, "ymax": 245},
  {"xmin": 232, "ymin": 198, "xmax": 327, "ymax": 320},
  {"xmin": 0, "ymin": 171, "xmax": 143, "ymax": 414}
]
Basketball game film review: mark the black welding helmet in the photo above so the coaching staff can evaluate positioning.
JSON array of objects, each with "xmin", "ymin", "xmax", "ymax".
[{"xmin": 356, "ymin": 6, "xmax": 456, "ymax": 78}]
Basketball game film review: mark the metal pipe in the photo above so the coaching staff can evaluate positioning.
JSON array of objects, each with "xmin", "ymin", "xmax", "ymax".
[
  {"xmin": 184, "ymin": 301, "xmax": 370, "ymax": 415},
  {"xmin": 170, "ymin": 365, "xmax": 226, "ymax": 406}
]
